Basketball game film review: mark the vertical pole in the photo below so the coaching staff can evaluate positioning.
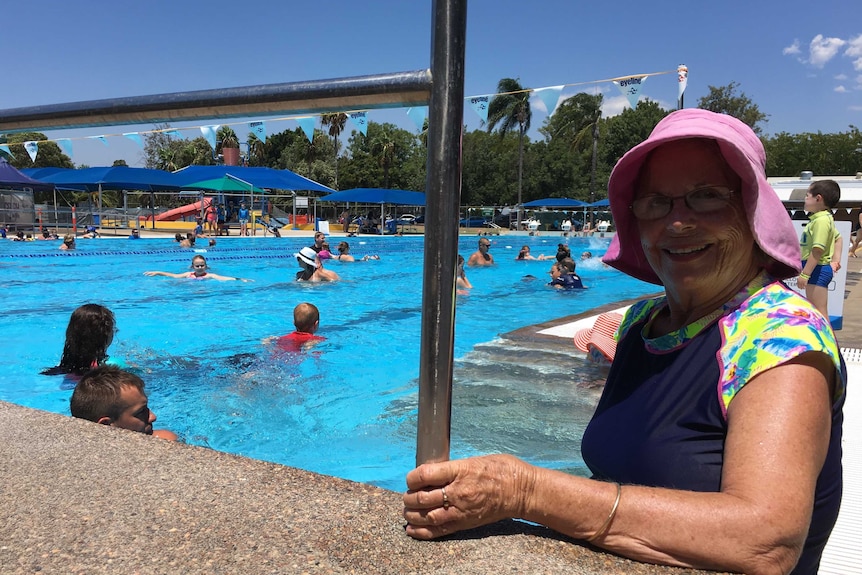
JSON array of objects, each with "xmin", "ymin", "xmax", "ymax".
[
  {"xmin": 416, "ymin": 0, "xmax": 467, "ymax": 464},
  {"xmin": 71, "ymin": 206, "xmax": 77, "ymax": 234}
]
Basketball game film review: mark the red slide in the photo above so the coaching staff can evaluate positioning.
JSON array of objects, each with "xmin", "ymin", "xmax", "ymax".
[{"xmin": 141, "ymin": 197, "xmax": 213, "ymax": 222}]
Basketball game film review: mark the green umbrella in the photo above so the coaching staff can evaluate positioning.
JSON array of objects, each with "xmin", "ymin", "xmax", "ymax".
[{"xmin": 184, "ymin": 175, "xmax": 268, "ymax": 235}]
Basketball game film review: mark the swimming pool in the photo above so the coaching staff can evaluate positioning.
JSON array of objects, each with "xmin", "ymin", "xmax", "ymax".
[{"xmin": 1, "ymin": 234, "xmax": 655, "ymax": 491}]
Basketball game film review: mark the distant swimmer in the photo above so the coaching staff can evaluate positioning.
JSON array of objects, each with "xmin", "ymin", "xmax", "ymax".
[{"xmin": 144, "ymin": 255, "xmax": 252, "ymax": 282}]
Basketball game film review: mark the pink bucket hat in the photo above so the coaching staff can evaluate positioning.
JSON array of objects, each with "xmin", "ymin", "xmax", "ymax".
[{"xmin": 602, "ymin": 109, "xmax": 801, "ymax": 285}]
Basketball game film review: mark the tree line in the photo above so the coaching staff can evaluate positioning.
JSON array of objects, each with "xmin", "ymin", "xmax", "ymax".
[{"xmin": 2, "ymin": 82, "xmax": 860, "ymax": 210}]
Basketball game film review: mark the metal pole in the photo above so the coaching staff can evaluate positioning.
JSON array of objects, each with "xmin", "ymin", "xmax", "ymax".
[{"xmin": 416, "ymin": 0, "xmax": 467, "ymax": 465}]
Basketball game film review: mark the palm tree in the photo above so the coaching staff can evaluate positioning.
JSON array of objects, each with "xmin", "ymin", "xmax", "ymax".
[
  {"xmin": 246, "ymin": 132, "xmax": 266, "ymax": 166},
  {"xmin": 486, "ymin": 78, "xmax": 531, "ymax": 228},
  {"xmin": 553, "ymin": 93, "xmax": 603, "ymax": 225},
  {"xmin": 320, "ymin": 113, "xmax": 348, "ymax": 189},
  {"xmin": 371, "ymin": 133, "xmax": 396, "ymax": 189}
]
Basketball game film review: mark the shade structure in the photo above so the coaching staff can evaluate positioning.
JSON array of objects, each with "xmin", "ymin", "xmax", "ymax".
[
  {"xmin": 37, "ymin": 165, "xmax": 181, "ymax": 191},
  {"xmin": 20, "ymin": 167, "xmax": 71, "ymax": 181},
  {"xmin": 589, "ymin": 198, "xmax": 610, "ymax": 207},
  {"xmin": 0, "ymin": 158, "xmax": 53, "ymax": 191},
  {"xmin": 184, "ymin": 176, "xmax": 266, "ymax": 194},
  {"xmin": 318, "ymin": 188, "xmax": 426, "ymax": 206},
  {"xmin": 522, "ymin": 197, "xmax": 588, "ymax": 208},
  {"xmin": 171, "ymin": 165, "xmax": 334, "ymax": 193}
]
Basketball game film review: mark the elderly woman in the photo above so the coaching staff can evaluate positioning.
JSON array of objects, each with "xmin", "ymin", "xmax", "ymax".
[{"xmin": 403, "ymin": 109, "xmax": 845, "ymax": 575}]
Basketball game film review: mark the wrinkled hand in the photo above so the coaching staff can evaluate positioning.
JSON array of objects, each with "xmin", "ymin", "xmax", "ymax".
[{"xmin": 402, "ymin": 454, "xmax": 534, "ymax": 540}]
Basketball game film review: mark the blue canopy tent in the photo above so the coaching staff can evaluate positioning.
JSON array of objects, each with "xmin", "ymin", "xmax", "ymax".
[
  {"xmin": 36, "ymin": 166, "xmax": 182, "ymax": 230},
  {"xmin": 589, "ymin": 198, "xmax": 610, "ymax": 207},
  {"xmin": 318, "ymin": 188, "xmax": 426, "ymax": 234},
  {"xmin": 0, "ymin": 158, "xmax": 53, "ymax": 191}
]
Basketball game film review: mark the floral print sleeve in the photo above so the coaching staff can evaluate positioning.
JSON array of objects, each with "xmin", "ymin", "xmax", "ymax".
[{"xmin": 717, "ymin": 281, "xmax": 844, "ymax": 416}]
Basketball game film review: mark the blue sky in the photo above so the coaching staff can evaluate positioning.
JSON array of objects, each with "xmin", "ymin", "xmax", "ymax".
[{"xmin": 3, "ymin": 0, "xmax": 860, "ymax": 168}]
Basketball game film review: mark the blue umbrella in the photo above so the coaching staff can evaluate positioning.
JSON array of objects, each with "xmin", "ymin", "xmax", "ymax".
[{"xmin": 522, "ymin": 197, "xmax": 588, "ymax": 208}]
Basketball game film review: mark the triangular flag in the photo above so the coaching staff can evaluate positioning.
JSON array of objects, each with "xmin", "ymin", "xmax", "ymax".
[
  {"xmin": 0, "ymin": 144, "xmax": 14, "ymax": 157},
  {"xmin": 348, "ymin": 112, "xmax": 368, "ymax": 136},
  {"xmin": 123, "ymin": 132, "xmax": 143, "ymax": 148},
  {"xmin": 88, "ymin": 135, "xmax": 109, "ymax": 147},
  {"xmin": 469, "ymin": 96, "xmax": 490, "ymax": 123},
  {"xmin": 249, "ymin": 121, "xmax": 267, "ymax": 142},
  {"xmin": 615, "ymin": 76, "xmax": 647, "ymax": 109},
  {"xmin": 165, "ymin": 130, "xmax": 183, "ymax": 138},
  {"xmin": 200, "ymin": 125, "xmax": 219, "ymax": 149},
  {"xmin": 406, "ymin": 107, "xmax": 428, "ymax": 132},
  {"xmin": 56, "ymin": 138, "xmax": 74, "ymax": 157},
  {"xmin": 295, "ymin": 117, "xmax": 315, "ymax": 143},
  {"xmin": 23, "ymin": 141, "xmax": 39, "ymax": 162},
  {"xmin": 677, "ymin": 65, "xmax": 688, "ymax": 103},
  {"xmin": 534, "ymin": 86, "xmax": 564, "ymax": 116}
]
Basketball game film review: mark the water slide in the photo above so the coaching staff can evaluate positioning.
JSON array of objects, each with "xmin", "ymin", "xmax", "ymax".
[{"xmin": 143, "ymin": 197, "xmax": 212, "ymax": 221}]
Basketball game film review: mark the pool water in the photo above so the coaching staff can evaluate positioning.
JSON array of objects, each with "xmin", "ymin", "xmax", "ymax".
[{"xmin": 0, "ymin": 234, "xmax": 654, "ymax": 491}]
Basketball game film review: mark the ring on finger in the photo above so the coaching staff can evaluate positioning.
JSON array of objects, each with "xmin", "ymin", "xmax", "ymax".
[{"xmin": 441, "ymin": 486, "xmax": 450, "ymax": 510}]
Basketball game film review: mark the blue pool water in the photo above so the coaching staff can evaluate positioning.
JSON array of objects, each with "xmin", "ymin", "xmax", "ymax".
[{"xmin": 0, "ymin": 234, "xmax": 654, "ymax": 491}]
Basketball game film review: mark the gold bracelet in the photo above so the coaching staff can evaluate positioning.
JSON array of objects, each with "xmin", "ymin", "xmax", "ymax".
[{"xmin": 586, "ymin": 482, "xmax": 622, "ymax": 542}]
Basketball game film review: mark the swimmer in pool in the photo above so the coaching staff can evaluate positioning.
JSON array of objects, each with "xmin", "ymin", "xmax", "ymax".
[{"xmin": 144, "ymin": 254, "xmax": 252, "ymax": 282}]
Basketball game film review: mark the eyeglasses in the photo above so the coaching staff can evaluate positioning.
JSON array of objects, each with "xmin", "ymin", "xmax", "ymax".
[{"xmin": 630, "ymin": 186, "xmax": 734, "ymax": 221}]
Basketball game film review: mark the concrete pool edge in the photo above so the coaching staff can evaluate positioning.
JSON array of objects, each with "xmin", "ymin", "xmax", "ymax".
[{"xmin": 0, "ymin": 400, "xmax": 721, "ymax": 575}]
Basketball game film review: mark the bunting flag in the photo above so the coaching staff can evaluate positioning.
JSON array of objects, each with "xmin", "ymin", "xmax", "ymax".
[
  {"xmin": 200, "ymin": 125, "xmax": 219, "ymax": 150},
  {"xmin": 469, "ymin": 96, "xmax": 490, "ymax": 123},
  {"xmin": 88, "ymin": 135, "xmax": 109, "ymax": 146},
  {"xmin": 533, "ymin": 86, "xmax": 564, "ymax": 116},
  {"xmin": 0, "ymin": 144, "xmax": 13, "ymax": 157},
  {"xmin": 123, "ymin": 132, "xmax": 143, "ymax": 148},
  {"xmin": 166, "ymin": 130, "xmax": 183, "ymax": 139},
  {"xmin": 677, "ymin": 64, "xmax": 688, "ymax": 103},
  {"xmin": 56, "ymin": 138, "xmax": 73, "ymax": 157},
  {"xmin": 249, "ymin": 121, "xmax": 267, "ymax": 142},
  {"xmin": 295, "ymin": 117, "xmax": 315, "ymax": 143},
  {"xmin": 615, "ymin": 76, "xmax": 647, "ymax": 109},
  {"xmin": 348, "ymin": 112, "xmax": 368, "ymax": 136},
  {"xmin": 23, "ymin": 141, "xmax": 39, "ymax": 162},
  {"xmin": 406, "ymin": 106, "xmax": 428, "ymax": 132}
]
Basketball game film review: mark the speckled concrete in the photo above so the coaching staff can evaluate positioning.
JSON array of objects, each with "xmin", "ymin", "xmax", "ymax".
[{"xmin": 0, "ymin": 402, "xmax": 725, "ymax": 575}]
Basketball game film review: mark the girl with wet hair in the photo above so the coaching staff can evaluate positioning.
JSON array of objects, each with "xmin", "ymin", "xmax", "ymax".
[{"xmin": 42, "ymin": 304, "xmax": 117, "ymax": 376}]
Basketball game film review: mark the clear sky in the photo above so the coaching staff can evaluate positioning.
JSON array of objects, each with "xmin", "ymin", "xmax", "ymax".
[{"xmin": 3, "ymin": 0, "xmax": 860, "ymax": 168}]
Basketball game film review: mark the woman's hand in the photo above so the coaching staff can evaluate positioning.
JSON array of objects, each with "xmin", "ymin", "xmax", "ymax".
[{"xmin": 403, "ymin": 454, "xmax": 534, "ymax": 540}]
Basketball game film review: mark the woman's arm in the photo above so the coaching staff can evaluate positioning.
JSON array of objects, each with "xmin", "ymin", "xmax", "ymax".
[
  {"xmin": 404, "ymin": 353, "xmax": 834, "ymax": 575},
  {"xmin": 143, "ymin": 271, "xmax": 185, "ymax": 278},
  {"xmin": 206, "ymin": 273, "xmax": 252, "ymax": 282}
]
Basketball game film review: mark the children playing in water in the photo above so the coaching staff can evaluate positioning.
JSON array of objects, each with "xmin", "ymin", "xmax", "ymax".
[
  {"xmin": 42, "ymin": 303, "xmax": 124, "ymax": 377},
  {"xmin": 70, "ymin": 365, "xmax": 177, "ymax": 441},
  {"xmin": 144, "ymin": 255, "xmax": 252, "ymax": 282},
  {"xmin": 273, "ymin": 302, "xmax": 326, "ymax": 352}
]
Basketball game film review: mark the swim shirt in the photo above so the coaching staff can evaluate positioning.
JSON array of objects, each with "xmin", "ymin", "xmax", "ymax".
[
  {"xmin": 801, "ymin": 210, "xmax": 838, "ymax": 265},
  {"xmin": 276, "ymin": 331, "xmax": 325, "ymax": 352},
  {"xmin": 548, "ymin": 273, "xmax": 584, "ymax": 289},
  {"xmin": 582, "ymin": 273, "xmax": 845, "ymax": 575}
]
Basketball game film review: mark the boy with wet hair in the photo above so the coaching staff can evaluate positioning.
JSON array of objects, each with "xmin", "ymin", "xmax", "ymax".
[
  {"xmin": 275, "ymin": 302, "xmax": 326, "ymax": 352},
  {"xmin": 70, "ymin": 366, "xmax": 177, "ymax": 440}
]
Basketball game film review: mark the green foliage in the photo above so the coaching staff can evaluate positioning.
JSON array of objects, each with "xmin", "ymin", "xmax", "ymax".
[
  {"xmin": 1, "ymin": 132, "xmax": 74, "ymax": 169},
  {"xmin": 764, "ymin": 126, "xmax": 862, "ymax": 176},
  {"xmin": 216, "ymin": 126, "xmax": 239, "ymax": 149},
  {"xmin": 697, "ymin": 81, "xmax": 768, "ymax": 135}
]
